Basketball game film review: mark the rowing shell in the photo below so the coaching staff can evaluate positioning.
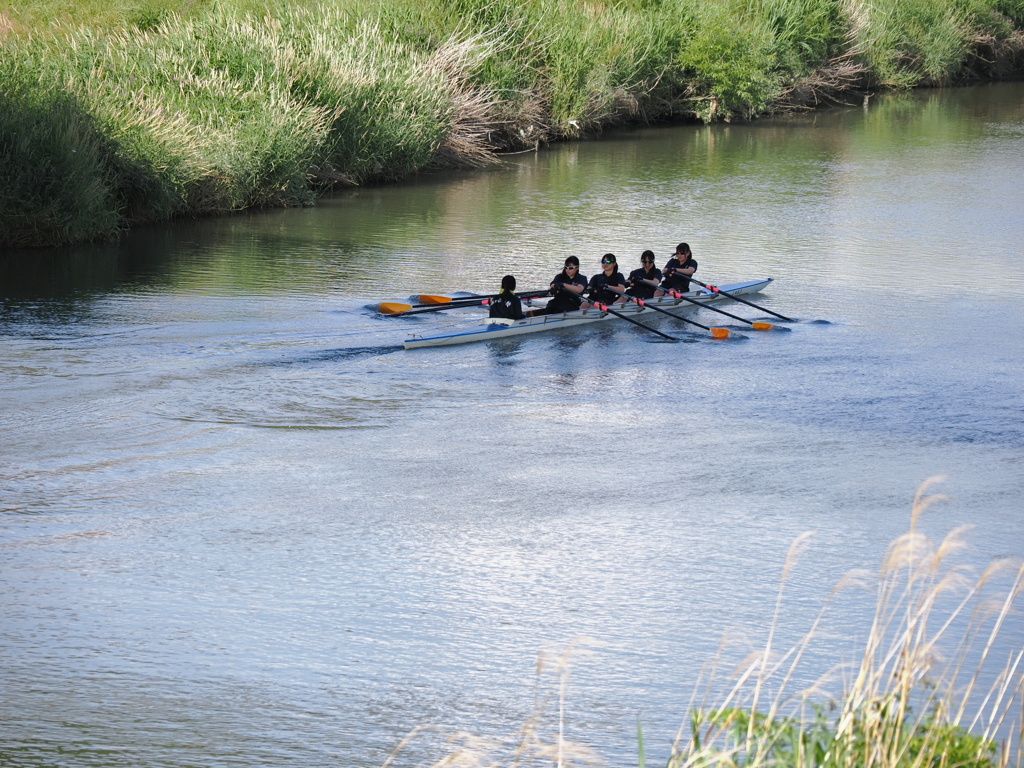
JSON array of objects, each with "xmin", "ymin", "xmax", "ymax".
[{"xmin": 403, "ymin": 278, "xmax": 772, "ymax": 349}]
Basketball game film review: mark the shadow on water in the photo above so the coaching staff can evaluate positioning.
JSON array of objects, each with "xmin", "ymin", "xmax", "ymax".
[
  {"xmin": 662, "ymin": 330, "xmax": 718, "ymax": 343},
  {"xmin": 0, "ymin": 200, "xmax": 426, "ymax": 312},
  {"xmin": 261, "ymin": 345, "xmax": 404, "ymax": 367},
  {"xmin": 486, "ymin": 338, "xmax": 527, "ymax": 365}
]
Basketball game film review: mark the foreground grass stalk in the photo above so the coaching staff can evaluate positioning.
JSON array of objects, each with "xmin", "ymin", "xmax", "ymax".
[{"xmin": 673, "ymin": 479, "xmax": 1022, "ymax": 768}]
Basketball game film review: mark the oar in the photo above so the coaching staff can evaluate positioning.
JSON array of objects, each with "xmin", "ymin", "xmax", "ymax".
[
  {"xmin": 559, "ymin": 288, "xmax": 678, "ymax": 341},
  {"xmin": 417, "ymin": 289, "xmax": 550, "ymax": 305},
  {"xmin": 379, "ymin": 297, "xmax": 487, "ymax": 315},
  {"xmin": 604, "ymin": 288, "xmax": 731, "ymax": 339},
  {"xmin": 681, "ymin": 276, "xmax": 794, "ymax": 322},
  {"xmin": 658, "ymin": 289, "xmax": 775, "ymax": 330},
  {"xmin": 382, "ymin": 289, "xmax": 551, "ymax": 316}
]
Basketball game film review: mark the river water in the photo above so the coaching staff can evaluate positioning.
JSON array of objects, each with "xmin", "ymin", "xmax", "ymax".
[{"xmin": 2, "ymin": 83, "xmax": 1023, "ymax": 767}]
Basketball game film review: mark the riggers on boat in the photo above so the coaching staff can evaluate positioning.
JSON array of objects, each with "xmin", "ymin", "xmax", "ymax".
[{"xmin": 403, "ymin": 278, "xmax": 772, "ymax": 349}]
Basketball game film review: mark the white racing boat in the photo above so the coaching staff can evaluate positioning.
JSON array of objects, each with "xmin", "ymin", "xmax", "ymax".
[{"xmin": 403, "ymin": 278, "xmax": 773, "ymax": 349}]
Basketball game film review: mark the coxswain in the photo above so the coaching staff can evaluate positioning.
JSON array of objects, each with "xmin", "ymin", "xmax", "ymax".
[
  {"xmin": 626, "ymin": 250, "xmax": 664, "ymax": 300},
  {"xmin": 662, "ymin": 242, "xmax": 698, "ymax": 293},
  {"xmin": 488, "ymin": 274, "xmax": 526, "ymax": 320}
]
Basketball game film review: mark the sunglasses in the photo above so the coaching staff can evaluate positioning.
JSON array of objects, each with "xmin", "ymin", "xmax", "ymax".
[
  {"xmin": 601, "ymin": 259, "xmax": 615, "ymax": 265},
  {"xmin": 641, "ymin": 259, "xmax": 654, "ymax": 264},
  {"xmin": 565, "ymin": 264, "xmax": 578, "ymax": 269}
]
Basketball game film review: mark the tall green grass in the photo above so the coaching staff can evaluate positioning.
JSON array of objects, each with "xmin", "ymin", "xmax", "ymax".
[
  {"xmin": 0, "ymin": 67, "xmax": 122, "ymax": 246},
  {"xmin": 2, "ymin": 0, "xmax": 1022, "ymax": 247},
  {"xmin": 1, "ymin": 4, "xmax": 500, "ymax": 245}
]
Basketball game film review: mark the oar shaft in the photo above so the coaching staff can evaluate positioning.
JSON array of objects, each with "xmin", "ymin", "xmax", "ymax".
[
  {"xmin": 606, "ymin": 287, "xmax": 733, "ymax": 339},
  {"xmin": 596, "ymin": 302, "xmax": 678, "ymax": 340},
  {"xmin": 410, "ymin": 289, "xmax": 549, "ymax": 310},
  {"xmin": 560, "ymin": 288, "xmax": 676, "ymax": 341},
  {"xmin": 663, "ymin": 290, "xmax": 756, "ymax": 325},
  {"xmin": 686, "ymin": 277, "xmax": 793, "ymax": 322},
  {"xmin": 383, "ymin": 289, "xmax": 551, "ymax": 316},
  {"xmin": 407, "ymin": 297, "xmax": 489, "ymax": 310},
  {"xmin": 395, "ymin": 300, "xmax": 487, "ymax": 316},
  {"xmin": 606, "ymin": 288, "xmax": 711, "ymax": 331}
]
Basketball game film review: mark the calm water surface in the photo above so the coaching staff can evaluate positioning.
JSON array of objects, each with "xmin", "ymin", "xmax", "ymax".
[{"xmin": 2, "ymin": 83, "xmax": 1023, "ymax": 767}]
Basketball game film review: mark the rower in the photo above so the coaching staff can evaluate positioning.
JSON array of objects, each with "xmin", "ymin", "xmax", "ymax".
[
  {"xmin": 662, "ymin": 242, "xmax": 698, "ymax": 294},
  {"xmin": 587, "ymin": 254, "xmax": 628, "ymax": 305},
  {"xmin": 626, "ymin": 250, "xmax": 664, "ymax": 300},
  {"xmin": 534, "ymin": 257, "xmax": 589, "ymax": 315}
]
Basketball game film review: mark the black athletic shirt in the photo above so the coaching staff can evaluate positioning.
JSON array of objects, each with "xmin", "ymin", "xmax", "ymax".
[
  {"xmin": 588, "ymin": 270, "xmax": 626, "ymax": 304},
  {"xmin": 662, "ymin": 257, "xmax": 698, "ymax": 292},
  {"xmin": 627, "ymin": 266, "xmax": 663, "ymax": 299},
  {"xmin": 548, "ymin": 272, "xmax": 589, "ymax": 311},
  {"xmin": 488, "ymin": 292, "xmax": 525, "ymax": 320}
]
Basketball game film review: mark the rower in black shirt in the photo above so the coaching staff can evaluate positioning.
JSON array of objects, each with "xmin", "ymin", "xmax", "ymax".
[
  {"xmin": 587, "ymin": 253, "xmax": 628, "ymax": 305},
  {"xmin": 626, "ymin": 250, "xmax": 664, "ymax": 300},
  {"xmin": 535, "ymin": 256, "xmax": 589, "ymax": 315},
  {"xmin": 662, "ymin": 242, "xmax": 698, "ymax": 293},
  {"xmin": 488, "ymin": 274, "xmax": 526, "ymax": 320}
]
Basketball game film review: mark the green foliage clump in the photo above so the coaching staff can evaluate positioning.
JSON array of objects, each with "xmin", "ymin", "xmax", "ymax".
[
  {"xmin": 673, "ymin": 0, "xmax": 781, "ymax": 120},
  {"xmin": 691, "ymin": 704, "xmax": 998, "ymax": 768},
  {"xmin": 848, "ymin": 0, "xmax": 977, "ymax": 87},
  {"xmin": 0, "ymin": 62, "xmax": 121, "ymax": 246},
  {"xmin": 748, "ymin": 0, "xmax": 847, "ymax": 74},
  {"xmin": 993, "ymin": 0, "xmax": 1024, "ymax": 24}
]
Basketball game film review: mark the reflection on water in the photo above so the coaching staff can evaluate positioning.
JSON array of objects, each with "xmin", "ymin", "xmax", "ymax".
[{"xmin": 1, "ymin": 83, "xmax": 1023, "ymax": 768}]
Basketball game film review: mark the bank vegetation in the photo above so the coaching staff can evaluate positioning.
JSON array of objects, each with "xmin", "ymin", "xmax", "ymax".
[{"xmin": 2, "ymin": 0, "xmax": 1023, "ymax": 247}]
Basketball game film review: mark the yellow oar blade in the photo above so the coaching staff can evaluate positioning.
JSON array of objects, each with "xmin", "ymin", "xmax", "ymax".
[
  {"xmin": 711, "ymin": 328, "xmax": 731, "ymax": 339},
  {"xmin": 378, "ymin": 302, "xmax": 413, "ymax": 315},
  {"xmin": 752, "ymin": 322, "xmax": 774, "ymax": 330},
  {"xmin": 417, "ymin": 294, "xmax": 452, "ymax": 305}
]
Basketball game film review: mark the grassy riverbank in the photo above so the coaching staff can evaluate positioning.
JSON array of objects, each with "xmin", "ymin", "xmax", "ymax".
[{"xmin": 2, "ymin": 0, "xmax": 1023, "ymax": 248}]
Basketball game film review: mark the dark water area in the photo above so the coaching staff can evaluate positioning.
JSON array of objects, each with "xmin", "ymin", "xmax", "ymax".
[{"xmin": 2, "ymin": 83, "xmax": 1023, "ymax": 767}]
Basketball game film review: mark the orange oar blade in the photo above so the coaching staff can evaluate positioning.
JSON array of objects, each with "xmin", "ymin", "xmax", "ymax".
[
  {"xmin": 417, "ymin": 294, "xmax": 452, "ymax": 305},
  {"xmin": 710, "ymin": 328, "xmax": 731, "ymax": 339},
  {"xmin": 378, "ymin": 302, "xmax": 413, "ymax": 315},
  {"xmin": 752, "ymin": 322, "xmax": 774, "ymax": 330}
]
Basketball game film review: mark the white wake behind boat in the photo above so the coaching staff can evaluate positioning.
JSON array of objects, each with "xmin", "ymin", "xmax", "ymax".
[{"xmin": 403, "ymin": 278, "xmax": 773, "ymax": 349}]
